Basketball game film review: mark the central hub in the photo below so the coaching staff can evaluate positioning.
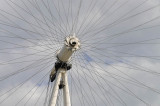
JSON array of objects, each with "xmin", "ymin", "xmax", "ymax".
[
  {"xmin": 50, "ymin": 34, "xmax": 80, "ymax": 82},
  {"xmin": 65, "ymin": 35, "xmax": 80, "ymax": 51},
  {"xmin": 57, "ymin": 34, "xmax": 80, "ymax": 62}
]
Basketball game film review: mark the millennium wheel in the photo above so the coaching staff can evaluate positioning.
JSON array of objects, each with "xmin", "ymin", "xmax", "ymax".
[{"xmin": 0, "ymin": 0, "xmax": 160, "ymax": 106}]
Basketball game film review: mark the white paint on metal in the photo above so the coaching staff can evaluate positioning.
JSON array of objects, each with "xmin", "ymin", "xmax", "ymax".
[
  {"xmin": 49, "ymin": 34, "xmax": 80, "ymax": 106},
  {"xmin": 57, "ymin": 35, "xmax": 80, "ymax": 62},
  {"xmin": 49, "ymin": 70, "xmax": 62, "ymax": 106},
  {"xmin": 62, "ymin": 73, "xmax": 71, "ymax": 106}
]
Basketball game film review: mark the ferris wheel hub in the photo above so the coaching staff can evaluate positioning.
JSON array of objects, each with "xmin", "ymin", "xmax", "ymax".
[
  {"xmin": 57, "ymin": 34, "xmax": 80, "ymax": 62},
  {"xmin": 65, "ymin": 34, "xmax": 80, "ymax": 51},
  {"xmin": 50, "ymin": 33, "xmax": 80, "ymax": 82}
]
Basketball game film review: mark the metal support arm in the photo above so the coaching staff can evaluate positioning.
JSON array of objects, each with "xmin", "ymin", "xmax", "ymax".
[{"xmin": 49, "ymin": 69, "xmax": 71, "ymax": 106}]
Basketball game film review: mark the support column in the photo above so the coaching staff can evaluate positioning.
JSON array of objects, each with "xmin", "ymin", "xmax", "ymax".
[
  {"xmin": 62, "ymin": 72, "xmax": 71, "ymax": 106},
  {"xmin": 49, "ymin": 70, "xmax": 62, "ymax": 106}
]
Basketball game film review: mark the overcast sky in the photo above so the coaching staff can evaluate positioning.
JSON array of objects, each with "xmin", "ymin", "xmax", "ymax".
[{"xmin": 0, "ymin": 0, "xmax": 160, "ymax": 106}]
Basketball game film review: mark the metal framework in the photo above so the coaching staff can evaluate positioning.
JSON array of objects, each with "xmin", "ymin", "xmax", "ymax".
[{"xmin": 49, "ymin": 34, "xmax": 80, "ymax": 106}]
